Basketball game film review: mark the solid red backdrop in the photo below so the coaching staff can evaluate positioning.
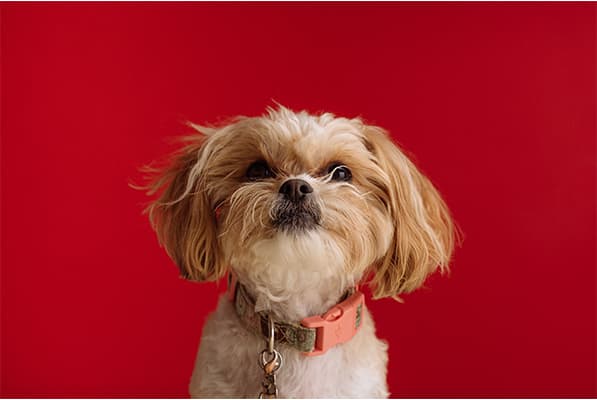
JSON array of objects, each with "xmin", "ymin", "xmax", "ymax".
[{"xmin": 1, "ymin": 3, "xmax": 595, "ymax": 398}]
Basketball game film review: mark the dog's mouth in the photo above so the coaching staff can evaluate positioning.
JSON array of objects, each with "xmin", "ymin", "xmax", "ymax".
[{"xmin": 271, "ymin": 200, "xmax": 321, "ymax": 232}]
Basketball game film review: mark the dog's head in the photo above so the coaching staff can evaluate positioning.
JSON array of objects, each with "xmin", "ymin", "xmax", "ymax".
[{"xmin": 145, "ymin": 107, "xmax": 454, "ymax": 299}]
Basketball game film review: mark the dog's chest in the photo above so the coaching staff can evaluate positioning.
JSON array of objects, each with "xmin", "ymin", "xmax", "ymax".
[
  {"xmin": 191, "ymin": 297, "xmax": 389, "ymax": 398},
  {"xmin": 275, "ymin": 347, "xmax": 387, "ymax": 398}
]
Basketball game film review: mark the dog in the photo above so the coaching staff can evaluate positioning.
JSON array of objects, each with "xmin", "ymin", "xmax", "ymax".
[{"xmin": 143, "ymin": 106, "xmax": 455, "ymax": 398}]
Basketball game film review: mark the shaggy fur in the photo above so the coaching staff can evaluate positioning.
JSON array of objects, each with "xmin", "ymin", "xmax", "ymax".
[{"xmin": 143, "ymin": 106, "xmax": 455, "ymax": 398}]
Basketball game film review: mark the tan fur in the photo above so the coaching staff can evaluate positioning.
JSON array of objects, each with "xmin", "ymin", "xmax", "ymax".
[
  {"xmin": 361, "ymin": 126, "xmax": 455, "ymax": 299},
  {"xmin": 143, "ymin": 134, "xmax": 225, "ymax": 281},
  {"xmin": 141, "ymin": 106, "xmax": 456, "ymax": 397}
]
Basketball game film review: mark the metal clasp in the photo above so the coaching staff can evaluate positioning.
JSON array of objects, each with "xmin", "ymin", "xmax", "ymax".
[{"xmin": 258, "ymin": 314, "xmax": 283, "ymax": 399}]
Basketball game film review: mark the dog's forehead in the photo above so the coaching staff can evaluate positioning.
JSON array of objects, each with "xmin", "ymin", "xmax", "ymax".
[{"xmin": 264, "ymin": 115, "xmax": 367, "ymax": 172}]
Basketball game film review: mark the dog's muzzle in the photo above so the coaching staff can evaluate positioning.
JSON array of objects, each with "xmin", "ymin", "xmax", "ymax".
[{"xmin": 272, "ymin": 179, "xmax": 321, "ymax": 231}]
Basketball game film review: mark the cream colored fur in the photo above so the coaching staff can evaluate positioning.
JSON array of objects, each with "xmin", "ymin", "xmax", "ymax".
[
  {"xmin": 191, "ymin": 297, "xmax": 388, "ymax": 398},
  {"xmin": 143, "ymin": 106, "xmax": 455, "ymax": 398}
]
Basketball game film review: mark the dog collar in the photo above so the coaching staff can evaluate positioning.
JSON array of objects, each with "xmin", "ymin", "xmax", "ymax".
[{"xmin": 227, "ymin": 273, "xmax": 364, "ymax": 356}]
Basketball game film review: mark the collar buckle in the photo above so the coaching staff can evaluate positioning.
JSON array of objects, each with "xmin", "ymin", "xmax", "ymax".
[{"xmin": 300, "ymin": 291, "xmax": 364, "ymax": 356}]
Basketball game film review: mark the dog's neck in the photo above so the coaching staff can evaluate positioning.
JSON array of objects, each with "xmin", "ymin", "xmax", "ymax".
[
  {"xmin": 236, "ymin": 274, "xmax": 350, "ymax": 322},
  {"xmin": 228, "ymin": 232, "xmax": 360, "ymax": 322},
  {"xmin": 228, "ymin": 270, "xmax": 366, "ymax": 356}
]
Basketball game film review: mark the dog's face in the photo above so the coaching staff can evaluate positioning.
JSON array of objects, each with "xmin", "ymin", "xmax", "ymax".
[{"xmin": 146, "ymin": 107, "xmax": 454, "ymax": 299}]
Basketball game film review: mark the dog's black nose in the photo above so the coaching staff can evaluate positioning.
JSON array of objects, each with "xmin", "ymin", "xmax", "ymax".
[{"xmin": 279, "ymin": 179, "xmax": 313, "ymax": 202}]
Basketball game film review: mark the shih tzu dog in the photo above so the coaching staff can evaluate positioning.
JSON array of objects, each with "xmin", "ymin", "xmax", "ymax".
[{"xmin": 143, "ymin": 106, "xmax": 454, "ymax": 398}]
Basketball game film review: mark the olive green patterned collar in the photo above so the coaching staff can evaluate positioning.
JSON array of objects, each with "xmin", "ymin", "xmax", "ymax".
[{"xmin": 228, "ymin": 273, "xmax": 364, "ymax": 356}]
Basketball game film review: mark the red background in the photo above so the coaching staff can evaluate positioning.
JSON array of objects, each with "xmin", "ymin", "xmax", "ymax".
[{"xmin": 2, "ymin": 3, "xmax": 595, "ymax": 398}]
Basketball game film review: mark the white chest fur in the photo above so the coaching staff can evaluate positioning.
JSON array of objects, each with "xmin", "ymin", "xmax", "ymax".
[{"xmin": 190, "ymin": 297, "xmax": 389, "ymax": 398}]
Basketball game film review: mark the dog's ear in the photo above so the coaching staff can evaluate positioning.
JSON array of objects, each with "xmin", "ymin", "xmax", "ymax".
[
  {"xmin": 362, "ymin": 126, "xmax": 455, "ymax": 299},
  {"xmin": 143, "ymin": 130, "xmax": 225, "ymax": 281}
]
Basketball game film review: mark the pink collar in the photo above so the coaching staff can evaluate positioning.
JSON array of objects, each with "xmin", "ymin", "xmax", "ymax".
[{"xmin": 227, "ymin": 273, "xmax": 365, "ymax": 356}]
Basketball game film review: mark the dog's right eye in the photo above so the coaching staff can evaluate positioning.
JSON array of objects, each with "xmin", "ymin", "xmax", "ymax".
[{"xmin": 246, "ymin": 161, "xmax": 272, "ymax": 180}]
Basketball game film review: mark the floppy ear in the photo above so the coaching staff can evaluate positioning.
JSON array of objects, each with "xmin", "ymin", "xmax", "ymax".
[
  {"xmin": 363, "ymin": 126, "xmax": 455, "ymax": 299},
  {"xmin": 143, "ymin": 131, "xmax": 225, "ymax": 281}
]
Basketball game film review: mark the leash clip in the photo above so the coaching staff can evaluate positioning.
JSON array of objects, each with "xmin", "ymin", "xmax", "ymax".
[{"xmin": 258, "ymin": 314, "xmax": 283, "ymax": 399}]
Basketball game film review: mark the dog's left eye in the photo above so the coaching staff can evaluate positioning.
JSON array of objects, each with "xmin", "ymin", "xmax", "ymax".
[
  {"xmin": 328, "ymin": 164, "xmax": 352, "ymax": 182},
  {"xmin": 246, "ymin": 161, "xmax": 273, "ymax": 180}
]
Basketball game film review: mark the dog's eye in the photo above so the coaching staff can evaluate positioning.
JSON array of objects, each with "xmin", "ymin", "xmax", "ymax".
[
  {"xmin": 246, "ymin": 161, "xmax": 272, "ymax": 180},
  {"xmin": 328, "ymin": 164, "xmax": 352, "ymax": 182}
]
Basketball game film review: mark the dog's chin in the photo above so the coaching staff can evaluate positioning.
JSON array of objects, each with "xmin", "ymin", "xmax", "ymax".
[
  {"xmin": 272, "ymin": 211, "xmax": 319, "ymax": 233},
  {"xmin": 271, "ymin": 202, "xmax": 321, "ymax": 234}
]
